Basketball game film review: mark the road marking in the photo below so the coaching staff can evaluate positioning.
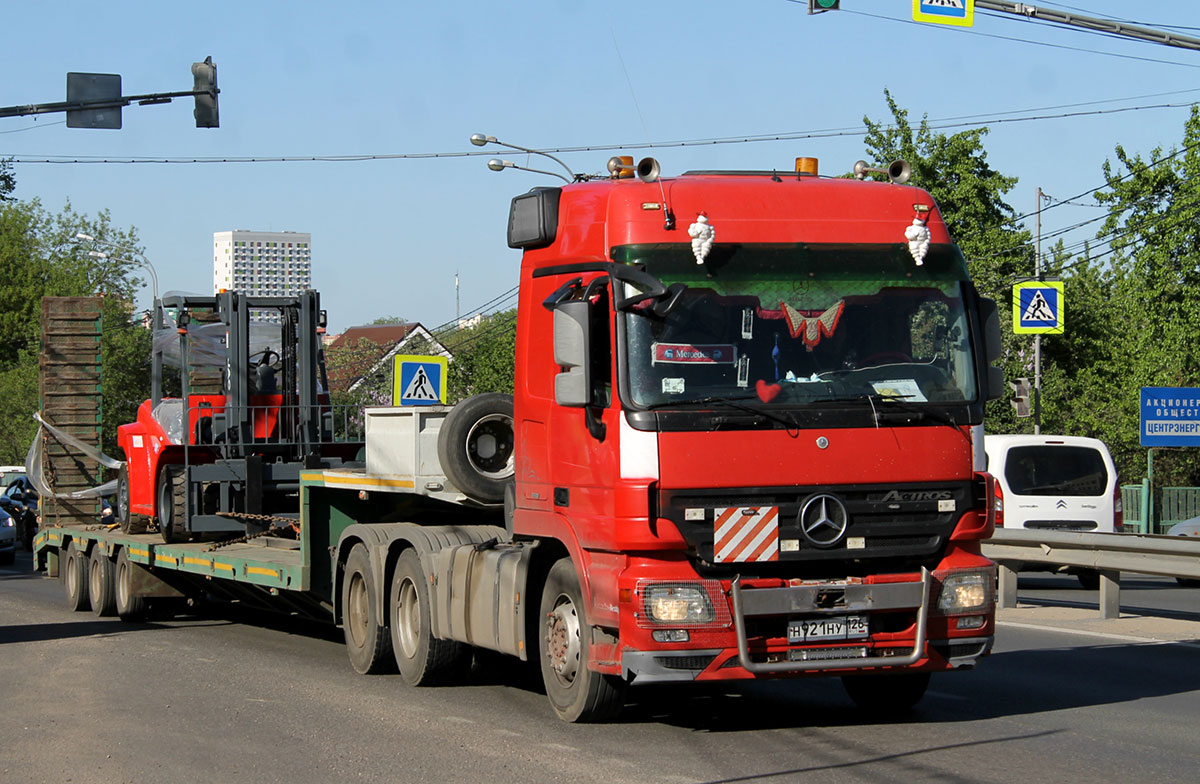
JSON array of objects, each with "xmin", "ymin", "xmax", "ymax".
[{"xmin": 998, "ymin": 619, "xmax": 1200, "ymax": 648}]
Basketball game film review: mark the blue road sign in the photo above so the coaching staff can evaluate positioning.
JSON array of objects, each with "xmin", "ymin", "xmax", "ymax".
[
  {"xmin": 393, "ymin": 355, "xmax": 447, "ymax": 406},
  {"xmin": 1013, "ymin": 281, "xmax": 1064, "ymax": 334},
  {"xmin": 913, "ymin": 0, "xmax": 974, "ymax": 27},
  {"xmin": 1140, "ymin": 386, "xmax": 1200, "ymax": 447}
]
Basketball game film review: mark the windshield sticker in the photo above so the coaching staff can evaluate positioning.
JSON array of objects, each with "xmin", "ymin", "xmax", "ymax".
[
  {"xmin": 871, "ymin": 379, "xmax": 927, "ymax": 403},
  {"xmin": 780, "ymin": 300, "xmax": 844, "ymax": 350},
  {"xmin": 653, "ymin": 343, "xmax": 737, "ymax": 364},
  {"xmin": 662, "ymin": 377, "xmax": 685, "ymax": 394}
]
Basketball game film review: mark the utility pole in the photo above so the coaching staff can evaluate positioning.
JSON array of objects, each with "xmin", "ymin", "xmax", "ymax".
[
  {"xmin": 975, "ymin": 2, "xmax": 1200, "ymax": 52},
  {"xmin": 1034, "ymin": 186, "xmax": 1042, "ymax": 435}
]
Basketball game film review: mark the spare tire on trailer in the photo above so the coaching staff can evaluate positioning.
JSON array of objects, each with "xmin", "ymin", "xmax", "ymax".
[{"xmin": 437, "ymin": 393, "xmax": 514, "ymax": 504}]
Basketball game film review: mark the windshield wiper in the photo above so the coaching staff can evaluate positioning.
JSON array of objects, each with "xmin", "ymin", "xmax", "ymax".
[
  {"xmin": 647, "ymin": 395, "xmax": 800, "ymax": 432},
  {"xmin": 860, "ymin": 393, "xmax": 969, "ymax": 439}
]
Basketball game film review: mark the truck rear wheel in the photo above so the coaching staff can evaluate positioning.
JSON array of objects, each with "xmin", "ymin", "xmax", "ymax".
[
  {"xmin": 342, "ymin": 543, "xmax": 394, "ymax": 674},
  {"xmin": 89, "ymin": 547, "xmax": 117, "ymax": 617},
  {"xmin": 157, "ymin": 464, "xmax": 187, "ymax": 543},
  {"xmin": 63, "ymin": 541, "xmax": 89, "ymax": 612},
  {"xmin": 389, "ymin": 549, "xmax": 470, "ymax": 685},
  {"xmin": 437, "ymin": 393, "xmax": 514, "ymax": 504},
  {"xmin": 114, "ymin": 548, "xmax": 148, "ymax": 622},
  {"xmin": 538, "ymin": 558, "xmax": 626, "ymax": 723},
  {"xmin": 841, "ymin": 672, "xmax": 931, "ymax": 715}
]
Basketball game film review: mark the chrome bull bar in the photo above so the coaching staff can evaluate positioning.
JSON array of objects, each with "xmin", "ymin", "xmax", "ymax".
[{"xmin": 729, "ymin": 567, "xmax": 930, "ymax": 674}]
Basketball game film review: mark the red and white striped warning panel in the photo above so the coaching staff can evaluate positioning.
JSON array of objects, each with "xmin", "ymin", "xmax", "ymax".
[{"xmin": 714, "ymin": 506, "xmax": 780, "ymax": 562}]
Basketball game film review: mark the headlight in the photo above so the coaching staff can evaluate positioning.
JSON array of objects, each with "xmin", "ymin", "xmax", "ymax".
[
  {"xmin": 2, "ymin": 518, "xmax": 13, "ymax": 527},
  {"xmin": 641, "ymin": 583, "xmax": 716, "ymax": 625},
  {"xmin": 936, "ymin": 569, "xmax": 995, "ymax": 615}
]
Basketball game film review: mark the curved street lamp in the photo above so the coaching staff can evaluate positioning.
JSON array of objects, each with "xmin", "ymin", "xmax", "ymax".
[{"xmin": 74, "ymin": 233, "xmax": 159, "ymax": 304}]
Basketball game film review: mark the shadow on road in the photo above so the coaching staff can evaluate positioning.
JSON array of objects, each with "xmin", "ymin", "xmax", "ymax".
[
  {"xmin": 616, "ymin": 637, "xmax": 1200, "ymax": 730},
  {"xmin": 0, "ymin": 618, "xmax": 187, "ymax": 644}
]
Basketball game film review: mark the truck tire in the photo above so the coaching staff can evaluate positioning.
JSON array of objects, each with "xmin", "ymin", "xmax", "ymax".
[
  {"xmin": 389, "ymin": 549, "xmax": 471, "ymax": 685},
  {"xmin": 114, "ymin": 547, "xmax": 148, "ymax": 622},
  {"xmin": 63, "ymin": 541, "xmax": 89, "ymax": 612},
  {"xmin": 538, "ymin": 558, "xmax": 627, "ymax": 722},
  {"xmin": 157, "ymin": 464, "xmax": 187, "ymax": 543},
  {"xmin": 342, "ymin": 543, "xmax": 394, "ymax": 674},
  {"xmin": 437, "ymin": 393, "xmax": 515, "ymax": 504},
  {"xmin": 89, "ymin": 547, "xmax": 117, "ymax": 617},
  {"xmin": 841, "ymin": 672, "xmax": 931, "ymax": 715}
]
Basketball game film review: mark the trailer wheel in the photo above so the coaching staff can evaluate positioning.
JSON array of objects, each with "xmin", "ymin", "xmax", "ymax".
[
  {"xmin": 63, "ymin": 541, "xmax": 89, "ymax": 612},
  {"xmin": 342, "ymin": 543, "xmax": 394, "ymax": 674},
  {"xmin": 89, "ymin": 547, "xmax": 117, "ymax": 617},
  {"xmin": 389, "ymin": 549, "xmax": 470, "ymax": 686},
  {"xmin": 437, "ymin": 393, "xmax": 514, "ymax": 504},
  {"xmin": 157, "ymin": 464, "xmax": 188, "ymax": 543},
  {"xmin": 538, "ymin": 558, "xmax": 627, "ymax": 722},
  {"xmin": 841, "ymin": 672, "xmax": 931, "ymax": 716},
  {"xmin": 114, "ymin": 548, "xmax": 148, "ymax": 622}
]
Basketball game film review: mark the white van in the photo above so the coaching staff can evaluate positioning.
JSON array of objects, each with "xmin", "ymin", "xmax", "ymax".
[{"xmin": 984, "ymin": 435, "xmax": 1122, "ymax": 534}]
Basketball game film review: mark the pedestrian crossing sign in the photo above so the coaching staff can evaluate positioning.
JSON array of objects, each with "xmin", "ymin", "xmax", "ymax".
[
  {"xmin": 1012, "ymin": 281, "xmax": 1064, "ymax": 334},
  {"xmin": 393, "ymin": 355, "xmax": 448, "ymax": 406},
  {"xmin": 913, "ymin": 0, "xmax": 974, "ymax": 27}
]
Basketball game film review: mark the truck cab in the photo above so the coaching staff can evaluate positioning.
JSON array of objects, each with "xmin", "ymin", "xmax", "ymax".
[{"xmin": 509, "ymin": 159, "xmax": 1003, "ymax": 718}]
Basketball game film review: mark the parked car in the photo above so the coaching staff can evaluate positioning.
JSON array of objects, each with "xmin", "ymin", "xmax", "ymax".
[
  {"xmin": 0, "ymin": 505, "xmax": 15, "ymax": 565},
  {"xmin": 1166, "ymin": 517, "xmax": 1200, "ymax": 587},
  {"xmin": 0, "ymin": 475, "xmax": 38, "ymax": 551},
  {"xmin": 985, "ymin": 434, "xmax": 1122, "ymax": 589}
]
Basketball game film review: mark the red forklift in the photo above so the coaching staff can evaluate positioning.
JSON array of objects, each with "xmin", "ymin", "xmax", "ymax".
[{"xmin": 115, "ymin": 290, "xmax": 363, "ymax": 542}]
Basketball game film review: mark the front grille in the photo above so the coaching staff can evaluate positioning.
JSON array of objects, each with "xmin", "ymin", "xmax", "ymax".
[{"xmin": 661, "ymin": 480, "xmax": 974, "ymax": 570}]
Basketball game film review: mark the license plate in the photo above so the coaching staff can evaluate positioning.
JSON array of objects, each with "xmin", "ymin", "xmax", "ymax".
[{"xmin": 787, "ymin": 615, "xmax": 868, "ymax": 642}]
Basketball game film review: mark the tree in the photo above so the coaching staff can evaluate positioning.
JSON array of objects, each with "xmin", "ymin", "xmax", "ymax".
[
  {"xmin": 1086, "ymin": 105, "xmax": 1200, "ymax": 485},
  {"xmin": 0, "ymin": 158, "xmax": 15, "ymax": 202},
  {"xmin": 442, "ymin": 309, "xmax": 515, "ymax": 403},
  {"xmin": 0, "ymin": 197, "xmax": 149, "ymax": 462},
  {"xmin": 862, "ymin": 92, "xmax": 1034, "ymax": 433}
]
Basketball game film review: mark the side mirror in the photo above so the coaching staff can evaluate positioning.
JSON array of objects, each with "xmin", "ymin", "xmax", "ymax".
[
  {"xmin": 553, "ymin": 301, "xmax": 591, "ymax": 408},
  {"xmin": 979, "ymin": 297, "xmax": 1004, "ymax": 401},
  {"xmin": 979, "ymin": 297, "xmax": 1002, "ymax": 363}
]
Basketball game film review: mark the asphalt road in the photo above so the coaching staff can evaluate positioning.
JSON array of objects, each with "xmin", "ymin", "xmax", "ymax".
[{"xmin": 2, "ymin": 550, "xmax": 1198, "ymax": 784}]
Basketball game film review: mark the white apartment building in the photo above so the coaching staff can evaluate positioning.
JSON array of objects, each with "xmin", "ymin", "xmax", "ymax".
[{"xmin": 213, "ymin": 230, "xmax": 313, "ymax": 320}]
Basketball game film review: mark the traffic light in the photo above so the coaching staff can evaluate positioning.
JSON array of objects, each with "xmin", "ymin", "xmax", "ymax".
[
  {"xmin": 192, "ymin": 56, "xmax": 219, "ymax": 128},
  {"xmin": 1010, "ymin": 377, "xmax": 1031, "ymax": 418},
  {"xmin": 808, "ymin": 0, "xmax": 840, "ymax": 12}
]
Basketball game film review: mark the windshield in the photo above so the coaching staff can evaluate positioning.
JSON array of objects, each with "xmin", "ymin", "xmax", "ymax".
[{"xmin": 616, "ymin": 243, "xmax": 979, "ymax": 410}]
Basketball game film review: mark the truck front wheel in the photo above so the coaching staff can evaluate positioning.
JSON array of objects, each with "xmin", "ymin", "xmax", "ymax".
[
  {"xmin": 538, "ymin": 558, "xmax": 626, "ymax": 722},
  {"xmin": 841, "ymin": 672, "xmax": 931, "ymax": 716},
  {"xmin": 389, "ymin": 549, "xmax": 470, "ymax": 685},
  {"xmin": 342, "ymin": 543, "xmax": 394, "ymax": 674}
]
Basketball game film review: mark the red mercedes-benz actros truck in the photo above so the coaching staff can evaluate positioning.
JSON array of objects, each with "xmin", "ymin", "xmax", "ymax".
[{"xmin": 36, "ymin": 154, "xmax": 1003, "ymax": 723}]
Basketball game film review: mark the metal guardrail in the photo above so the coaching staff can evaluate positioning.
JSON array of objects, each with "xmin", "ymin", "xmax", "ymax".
[{"xmin": 982, "ymin": 529, "xmax": 1200, "ymax": 619}]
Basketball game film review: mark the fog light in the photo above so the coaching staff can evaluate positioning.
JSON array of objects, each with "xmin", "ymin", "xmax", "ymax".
[
  {"xmin": 652, "ymin": 629, "xmax": 690, "ymax": 643},
  {"xmin": 956, "ymin": 615, "xmax": 986, "ymax": 630}
]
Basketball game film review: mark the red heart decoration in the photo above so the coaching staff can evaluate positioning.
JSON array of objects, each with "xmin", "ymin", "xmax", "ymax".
[{"xmin": 755, "ymin": 379, "xmax": 781, "ymax": 403}]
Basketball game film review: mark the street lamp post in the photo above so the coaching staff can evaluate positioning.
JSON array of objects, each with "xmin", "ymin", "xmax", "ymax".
[{"xmin": 74, "ymin": 233, "xmax": 159, "ymax": 304}]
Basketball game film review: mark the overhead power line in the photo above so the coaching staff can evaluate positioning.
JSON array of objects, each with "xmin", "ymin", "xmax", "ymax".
[{"xmin": 5, "ymin": 100, "xmax": 1197, "ymax": 166}]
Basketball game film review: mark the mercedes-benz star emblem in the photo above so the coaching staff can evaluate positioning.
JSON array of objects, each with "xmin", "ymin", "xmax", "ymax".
[{"xmin": 799, "ymin": 494, "xmax": 850, "ymax": 548}]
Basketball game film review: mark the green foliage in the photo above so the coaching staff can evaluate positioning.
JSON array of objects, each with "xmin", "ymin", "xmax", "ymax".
[
  {"xmin": 863, "ymin": 91, "xmax": 1034, "ymax": 435},
  {"xmin": 0, "ymin": 158, "xmax": 15, "ymax": 202},
  {"xmin": 442, "ymin": 310, "xmax": 515, "ymax": 403},
  {"xmin": 0, "ymin": 197, "xmax": 150, "ymax": 462}
]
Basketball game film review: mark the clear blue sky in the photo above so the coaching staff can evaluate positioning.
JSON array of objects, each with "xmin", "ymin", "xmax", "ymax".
[{"xmin": 5, "ymin": 1, "xmax": 1200, "ymax": 333}]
